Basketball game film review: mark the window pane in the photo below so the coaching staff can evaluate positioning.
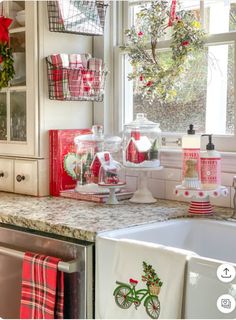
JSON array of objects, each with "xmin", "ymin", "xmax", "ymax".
[
  {"xmin": 10, "ymin": 91, "xmax": 26, "ymax": 141},
  {"xmin": 0, "ymin": 93, "xmax": 7, "ymax": 141},
  {"xmin": 132, "ymin": 43, "xmax": 235, "ymax": 135},
  {"xmin": 129, "ymin": 2, "xmax": 172, "ymax": 41},
  {"xmin": 10, "ymin": 31, "xmax": 26, "ymax": 86},
  {"xmin": 204, "ymin": 0, "xmax": 236, "ymax": 34}
]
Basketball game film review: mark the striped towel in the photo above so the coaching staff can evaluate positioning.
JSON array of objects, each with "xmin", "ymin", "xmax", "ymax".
[{"xmin": 20, "ymin": 252, "xmax": 64, "ymax": 319}]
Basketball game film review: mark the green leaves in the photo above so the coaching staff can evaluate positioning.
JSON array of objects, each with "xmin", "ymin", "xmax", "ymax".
[
  {"xmin": 142, "ymin": 261, "xmax": 163, "ymax": 287},
  {"xmin": 0, "ymin": 44, "xmax": 15, "ymax": 90},
  {"xmin": 121, "ymin": 1, "xmax": 205, "ymax": 103}
]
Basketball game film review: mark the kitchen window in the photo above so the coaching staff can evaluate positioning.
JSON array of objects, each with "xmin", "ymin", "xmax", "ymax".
[{"xmin": 114, "ymin": 0, "xmax": 236, "ymax": 151}]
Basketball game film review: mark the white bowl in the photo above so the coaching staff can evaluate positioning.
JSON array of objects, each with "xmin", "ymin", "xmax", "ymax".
[{"xmin": 15, "ymin": 15, "xmax": 25, "ymax": 26}]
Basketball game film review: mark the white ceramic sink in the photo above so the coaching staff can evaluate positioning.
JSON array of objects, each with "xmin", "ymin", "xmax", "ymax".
[
  {"xmin": 102, "ymin": 218, "xmax": 236, "ymax": 263},
  {"xmin": 98, "ymin": 218, "xmax": 236, "ymax": 318}
]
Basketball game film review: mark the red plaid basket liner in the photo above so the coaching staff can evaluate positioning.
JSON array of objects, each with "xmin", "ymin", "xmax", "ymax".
[
  {"xmin": 46, "ymin": 55, "xmax": 106, "ymax": 101},
  {"xmin": 20, "ymin": 252, "xmax": 64, "ymax": 319}
]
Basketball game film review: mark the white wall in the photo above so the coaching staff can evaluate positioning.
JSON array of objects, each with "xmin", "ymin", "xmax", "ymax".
[{"xmin": 38, "ymin": 1, "xmax": 93, "ymax": 157}]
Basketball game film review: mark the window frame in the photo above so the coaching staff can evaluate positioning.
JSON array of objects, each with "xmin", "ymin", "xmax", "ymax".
[{"xmin": 113, "ymin": 0, "xmax": 236, "ymax": 152}]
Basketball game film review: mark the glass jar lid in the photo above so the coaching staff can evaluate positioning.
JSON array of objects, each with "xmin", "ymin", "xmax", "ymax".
[
  {"xmin": 124, "ymin": 113, "xmax": 160, "ymax": 131},
  {"xmin": 74, "ymin": 125, "xmax": 104, "ymax": 144}
]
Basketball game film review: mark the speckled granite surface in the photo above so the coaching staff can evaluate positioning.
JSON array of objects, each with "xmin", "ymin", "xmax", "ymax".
[{"xmin": 0, "ymin": 192, "xmax": 234, "ymax": 242}]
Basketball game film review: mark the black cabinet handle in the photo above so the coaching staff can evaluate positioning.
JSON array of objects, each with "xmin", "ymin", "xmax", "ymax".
[
  {"xmin": 16, "ymin": 175, "xmax": 25, "ymax": 182},
  {"xmin": 0, "ymin": 172, "xmax": 4, "ymax": 178}
]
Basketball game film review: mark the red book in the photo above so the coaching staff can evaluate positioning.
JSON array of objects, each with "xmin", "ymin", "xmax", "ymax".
[{"xmin": 49, "ymin": 129, "xmax": 91, "ymax": 196}]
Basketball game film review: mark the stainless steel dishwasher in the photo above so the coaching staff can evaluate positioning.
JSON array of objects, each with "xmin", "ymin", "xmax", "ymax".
[{"xmin": 0, "ymin": 223, "xmax": 94, "ymax": 319}]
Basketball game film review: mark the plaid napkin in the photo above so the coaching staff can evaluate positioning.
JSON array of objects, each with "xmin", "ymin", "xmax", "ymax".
[
  {"xmin": 47, "ymin": 54, "xmax": 70, "ymax": 99},
  {"xmin": 69, "ymin": 54, "xmax": 83, "ymax": 69},
  {"xmin": 68, "ymin": 68, "xmax": 83, "ymax": 97},
  {"xmin": 81, "ymin": 53, "xmax": 91, "ymax": 68},
  {"xmin": 88, "ymin": 58, "xmax": 104, "ymax": 94},
  {"xmin": 88, "ymin": 57, "xmax": 103, "ymax": 72},
  {"xmin": 20, "ymin": 252, "xmax": 64, "ymax": 319}
]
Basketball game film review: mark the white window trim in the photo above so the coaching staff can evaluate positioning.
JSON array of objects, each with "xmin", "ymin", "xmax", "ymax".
[{"xmin": 112, "ymin": 1, "xmax": 236, "ymax": 152}]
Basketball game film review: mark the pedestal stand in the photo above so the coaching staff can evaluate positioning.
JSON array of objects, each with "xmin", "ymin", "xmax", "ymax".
[
  {"xmin": 126, "ymin": 167, "xmax": 163, "ymax": 204},
  {"xmin": 175, "ymin": 185, "xmax": 228, "ymax": 215},
  {"xmin": 98, "ymin": 183, "xmax": 126, "ymax": 205}
]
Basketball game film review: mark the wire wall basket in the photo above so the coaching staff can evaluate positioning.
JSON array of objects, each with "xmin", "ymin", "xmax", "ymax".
[
  {"xmin": 46, "ymin": 58, "xmax": 107, "ymax": 102},
  {"xmin": 47, "ymin": 0, "xmax": 108, "ymax": 36}
]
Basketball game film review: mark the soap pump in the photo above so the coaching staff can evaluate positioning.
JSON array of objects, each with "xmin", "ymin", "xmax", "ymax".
[
  {"xmin": 200, "ymin": 134, "xmax": 221, "ymax": 189},
  {"xmin": 182, "ymin": 124, "xmax": 201, "ymax": 180}
]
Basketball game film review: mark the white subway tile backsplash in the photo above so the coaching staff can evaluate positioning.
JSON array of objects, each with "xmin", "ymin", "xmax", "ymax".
[
  {"xmin": 165, "ymin": 168, "xmax": 182, "ymax": 181},
  {"xmin": 151, "ymin": 167, "xmax": 181, "ymax": 181},
  {"xmin": 148, "ymin": 179, "xmax": 165, "ymax": 199},
  {"xmin": 126, "ymin": 176, "xmax": 137, "ymax": 192},
  {"xmin": 151, "ymin": 169, "xmax": 165, "ymax": 180},
  {"xmin": 125, "ymin": 169, "xmax": 139, "ymax": 177},
  {"xmin": 221, "ymin": 173, "xmax": 236, "ymax": 187},
  {"xmin": 211, "ymin": 187, "xmax": 231, "ymax": 207}
]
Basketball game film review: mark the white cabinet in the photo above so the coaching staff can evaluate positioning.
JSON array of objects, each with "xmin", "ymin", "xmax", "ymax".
[
  {"xmin": 14, "ymin": 160, "xmax": 38, "ymax": 195},
  {"xmin": 0, "ymin": 157, "xmax": 48, "ymax": 196},
  {"xmin": 0, "ymin": 159, "xmax": 14, "ymax": 192}
]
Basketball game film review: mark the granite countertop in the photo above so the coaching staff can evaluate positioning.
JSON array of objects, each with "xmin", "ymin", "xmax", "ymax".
[{"xmin": 0, "ymin": 192, "xmax": 234, "ymax": 242}]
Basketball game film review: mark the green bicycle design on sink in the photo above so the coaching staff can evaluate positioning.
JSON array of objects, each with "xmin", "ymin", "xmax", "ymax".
[{"xmin": 113, "ymin": 261, "xmax": 163, "ymax": 319}]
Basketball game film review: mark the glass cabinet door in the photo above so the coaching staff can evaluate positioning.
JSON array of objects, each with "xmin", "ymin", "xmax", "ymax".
[
  {"xmin": 0, "ymin": 93, "xmax": 7, "ymax": 141},
  {"xmin": 10, "ymin": 91, "xmax": 26, "ymax": 141},
  {"xmin": 0, "ymin": 1, "xmax": 37, "ymax": 156}
]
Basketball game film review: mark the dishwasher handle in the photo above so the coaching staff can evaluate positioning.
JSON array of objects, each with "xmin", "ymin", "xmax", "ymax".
[{"xmin": 0, "ymin": 245, "xmax": 79, "ymax": 274}]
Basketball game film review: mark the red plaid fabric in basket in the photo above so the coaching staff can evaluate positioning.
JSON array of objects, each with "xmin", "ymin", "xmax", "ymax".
[
  {"xmin": 47, "ymin": 54, "xmax": 69, "ymax": 100},
  {"xmin": 82, "ymin": 69, "xmax": 95, "ymax": 95},
  {"xmin": 20, "ymin": 252, "xmax": 64, "ymax": 319}
]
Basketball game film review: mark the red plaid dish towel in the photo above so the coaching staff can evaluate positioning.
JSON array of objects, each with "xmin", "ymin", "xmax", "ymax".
[
  {"xmin": 47, "ymin": 54, "xmax": 69, "ymax": 100},
  {"xmin": 20, "ymin": 252, "xmax": 64, "ymax": 319}
]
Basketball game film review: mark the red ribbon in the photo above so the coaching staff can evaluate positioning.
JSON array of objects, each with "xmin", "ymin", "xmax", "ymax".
[
  {"xmin": 0, "ymin": 16, "xmax": 13, "ymax": 45},
  {"xmin": 168, "ymin": 0, "xmax": 177, "ymax": 27}
]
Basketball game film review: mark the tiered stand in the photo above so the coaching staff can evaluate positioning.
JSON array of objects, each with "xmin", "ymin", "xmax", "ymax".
[
  {"xmin": 175, "ymin": 185, "xmax": 228, "ymax": 215},
  {"xmin": 126, "ymin": 166, "xmax": 163, "ymax": 204}
]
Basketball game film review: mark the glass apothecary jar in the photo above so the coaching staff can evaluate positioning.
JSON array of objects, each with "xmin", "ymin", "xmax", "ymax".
[
  {"xmin": 98, "ymin": 156, "xmax": 125, "ymax": 187},
  {"xmin": 74, "ymin": 125, "xmax": 104, "ymax": 186},
  {"xmin": 123, "ymin": 113, "xmax": 161, "ymax": 168}
]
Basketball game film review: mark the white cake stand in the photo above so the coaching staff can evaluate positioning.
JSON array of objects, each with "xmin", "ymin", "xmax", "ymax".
[
  {"xmin": 126, "ymin": 166, "xmax": 163, "ymax": 204},
  {"xmin": 98, "ymin": 182, "xmax": 126, "ymax": 205},
  {"xmin": 175, "ymin": 185, "xmax": 228, "ymax": 215}
]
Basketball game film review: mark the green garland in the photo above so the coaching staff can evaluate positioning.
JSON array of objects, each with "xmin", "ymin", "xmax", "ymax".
[
  {"xmin": 120, "ymin": 1, "xmax": 205, "ymax": 102},
  {"xmin": 0, "ymin": 43, "xmax": 15, "ymax": 89}
]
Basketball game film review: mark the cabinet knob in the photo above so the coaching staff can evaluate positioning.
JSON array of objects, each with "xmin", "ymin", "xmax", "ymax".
[
  {"xmin": 0, "ymin": 172, "xmax": 4, "ymax": 178},
  {"xmin": 16, "ymin": 175, "xmax": 25, "ymax": 182}
]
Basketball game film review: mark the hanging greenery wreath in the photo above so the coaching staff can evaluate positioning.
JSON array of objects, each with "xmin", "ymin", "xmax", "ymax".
[
  {"xmin": 0, "ymin": 16, "xmax": 15, "ymax": 90},
  {"xmin": 120, "ymin": 0, "xmax": 206, "ymax": 102}
]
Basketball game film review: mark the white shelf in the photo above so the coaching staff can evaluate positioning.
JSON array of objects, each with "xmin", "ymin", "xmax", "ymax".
[
  {"xmin": 9, "ymin": 27, "xmax": 25, "ymax": 34},
  {"xmin": 0, "ymin": 86, "xmax": 26, "ymax": 93}
]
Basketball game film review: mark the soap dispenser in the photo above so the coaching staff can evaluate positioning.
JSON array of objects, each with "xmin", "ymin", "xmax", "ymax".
[
  {"xmin": 200, "ymin": 134, "xmax": 221, "ymax": 190},
  {"xmin": 182, "ymin": 124, "xmax": 201, "ymax": 180}
]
